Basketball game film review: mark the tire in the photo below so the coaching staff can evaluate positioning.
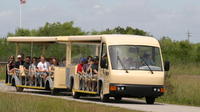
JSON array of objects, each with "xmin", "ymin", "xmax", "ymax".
[
  {"xmin": 72, "ymin": 90, "xmax": 80, "ymax": 99},
  {"xmin": 100, "ymin": 85, "xmax": 109, "ymax": 102},
  {"xmin": 51, "ymin": 89, "xmax": 57, "ymax": 95},
  {"xmin": 145, "ymin": 97, "xmax": 155, "ymax": 104},
  {"xmin": 114, "ymin": 96, "xmax": 122, "ymax": 102},
  {"xmin": 72, "ymin": 82, "xmax": 80, "ymax": 99},
  {"xmin": 16, "ymin": 87, "xmax": 24, "ymax": 92}
]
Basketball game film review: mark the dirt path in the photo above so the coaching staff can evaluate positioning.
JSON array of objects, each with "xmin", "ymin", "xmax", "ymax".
[{"xmin": 1, "ymin": 81, "xmax": 200, "ymax": 112}]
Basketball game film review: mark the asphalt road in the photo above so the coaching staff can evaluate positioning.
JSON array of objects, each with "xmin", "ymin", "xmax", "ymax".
[{"xmin": 1, "ymin": 82, "xmax": 200, "ymax": 112}]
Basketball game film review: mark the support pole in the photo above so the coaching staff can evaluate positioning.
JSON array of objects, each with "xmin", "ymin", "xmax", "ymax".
[
  {"xmin": 16, "ymin": 43, "xmax": 19, "ymax": 59},
  {"xmin": 31, "ymin": 42, "xmax": 33, "ymax": 58},
  {"xmin": 66, "ymin": 42, "xmax": 72, "ymax": 66},
  {"xmin": 19, "ymin": 3, "xmax": 22, "ymax": 28}
]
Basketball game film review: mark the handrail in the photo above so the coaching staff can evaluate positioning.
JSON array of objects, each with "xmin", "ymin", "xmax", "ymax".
[{"xmin": 0, "ymin": 62, "xmax": 7, "ymax": 65}]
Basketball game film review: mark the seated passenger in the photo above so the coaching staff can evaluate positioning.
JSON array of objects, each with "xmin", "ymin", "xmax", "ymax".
[
  {"xmin": 30, "ymin": 57, "xmax": 38, "ymax": 68},
  {"xmin": 29, "ymin": 57, "xmax": 38, "ymax": 85},
  {"xmin": 15, "ymin": 55, "xmax": 25, "ymax": 69},
  {"xmin": 23, "ymin": 56, "xmax": 31, "ymax": 72},
  {"xmin": 77, "ymin": 58, "xmax": 87, "ymax": 75},
  {"xmin": 37, "ymin": 56, "xmax": 50, "ymax": 72},
  {"xmin": 91, "ymin": 56, "xmax": 99, "ymax": 75},
  {"xmin": 52, "ymin": 58, "xmax": 59, "ymax": 66},
  {"xmin": 83, "ymin": 56, "xmax": 92, "ymax": 74},
  {"xmin": 90, "ymin": 56, "xmax": 99, "ymax": 91},
  {"xmin": 49, "ymin": 57, "xmax": 59, "ymax": 72},
  {"xmin": 6, "ymin": 56, "xmax": 15, "ymax": 83},
  {"xmin": 77, "ymin": 58, "xmax": 87, "ymax": 90},
  {"xmin": 83, "ymin": 57, "xmax": 94, "ymax": 91},
  {"xmin": 37, "ymin": 56, "xmax": 50, "ymax": 78},
  {"xmin": 7, "ymin": 56, "xmax": 15, "ymax": 74},
  {"xmin": 59, "ymin": 58, "xmax": 66, "ymax": 67}
]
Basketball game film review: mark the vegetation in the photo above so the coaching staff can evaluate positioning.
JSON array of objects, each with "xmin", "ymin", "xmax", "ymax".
[
  {"xmin": 0, "ymin": 65, "xmax": 5, "ymax": 81},
  {"xmin": 0, "ymin": 92, "xmax": 141, "ymax": 112},
  {"xmin": 1, "ymin": 21, "xmax": 200, "ymax": 106},
  {"xmin": 158, "ymin": 75, "xmax": 200, "ymax": 106}
]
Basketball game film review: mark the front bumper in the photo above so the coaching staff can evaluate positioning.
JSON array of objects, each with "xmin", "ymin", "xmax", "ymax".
[{"xmin": 109, "ymin": 83, "xmax": 164, "ymax": 98}]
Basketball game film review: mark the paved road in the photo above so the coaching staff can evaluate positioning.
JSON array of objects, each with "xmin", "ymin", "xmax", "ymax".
[{"xmin": 1, "ymin": 82, "xmax": 200, "ymax": 112}]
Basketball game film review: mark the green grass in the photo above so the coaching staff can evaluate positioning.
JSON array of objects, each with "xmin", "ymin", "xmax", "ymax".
[
  {"xmin": 169, "ymin": 63, "xmax": 200, "ymax": 75},
  {"xmin": 158, "ymin": 75, "xmax": 200, "ymax": 106},
  {"xmin": 0, "ymin": 65, "xmax": 6, "ymax": 80},
  {"xmin": 0, "ymin": 92, "xmax": 141, "ymax": 112}
]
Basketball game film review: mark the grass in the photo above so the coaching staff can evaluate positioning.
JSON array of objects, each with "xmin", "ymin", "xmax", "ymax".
[
  {"xmin": 158, "ymin": 75, "xmax": 200, "ymax": 106},
  {"xmin": 0, "ymin": 65, "xmax": 6, "ymax": 80},
  {"xmin": 168, "ymin": 63, "xmax": 200, "ymax": 75},
  {"xmin": 0, "ymin": 92, "xmax": 141, "ymax": 112}
]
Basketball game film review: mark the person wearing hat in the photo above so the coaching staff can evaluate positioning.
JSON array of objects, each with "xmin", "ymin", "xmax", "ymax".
[
  {"xmin": 90, "ymin": 56, "xmax": 99, "ymax": 91},
  {"xmin": 77, "ymin": 58, "xmax": 87, "ymax": 90},
  {"xmin": 15, "ymin": 55, "xmax": 25, "ymax": 69}
]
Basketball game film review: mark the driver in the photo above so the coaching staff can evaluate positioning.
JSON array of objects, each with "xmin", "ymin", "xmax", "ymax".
[{"xmin": 142, "ymin": 53, "xmax": 154, "ymax": 66}]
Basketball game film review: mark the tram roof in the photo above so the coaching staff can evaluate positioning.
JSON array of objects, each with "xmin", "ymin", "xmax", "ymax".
[{"xmin": 7, "ymin": 35, "xmax": 159, "ymax": 47}]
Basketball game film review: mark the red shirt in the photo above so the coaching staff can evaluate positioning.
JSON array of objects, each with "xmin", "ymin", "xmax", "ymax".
[{"xmin": 77, "ymin": 64, "xmax": 83, "ymax": 73}]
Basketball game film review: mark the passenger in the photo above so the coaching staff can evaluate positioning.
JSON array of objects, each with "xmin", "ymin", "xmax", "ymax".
[
  {"xmin": 83, "ymin": 57, "xmax": 94, "ymax": 91},
  {"xmin": 29, "ymin": 57, "xmax": 38, "ymax": 85},
  {"xmin": 77, "ymin": 58, "xmax": 86, "ymax": 75},
  {"xmin": 6, "ymin": 56, "xmax": 15, "ymax": 83},
  {"xmin": 15, "ymin": 55, "xmax": 25, "ymax": 69},
  {"xmin": 30, "ymin": 57, "xmax": 38, "ymax": 67},
  {"xmin": 23, "ymin": 56, "xmax": 31, "ymax": 71},
  {"xmin": 77, "ymin": 58, "xmax": 87, "ymax": 90},
  {"xmin": 83, "ymin": 56, "xmax": 92, "ymax": 73},
  {"xmin": 22, "ymin": 56, "xmax": 31, "ymax": 85},
  {"xmin": 59, "ymin": 58, "xmax": 66, "ymax": 67},
  {"xmin": 49, "ymin": 57, "xmax": 58, "ymax": 72},
  {"xmin": 20, "ymin": 53, "xmax": 25, "ymax": 61},
  {"xmin": 37, "ymin": 56, "xmax": 50, "ymax": 79},
  {"xmin": 91, "ymin": 56, "xmax": 99, "ymax": 74},
  {"xmin": 7, "ymin": 56, "xmax": 15, "ymax": 73},
  {"xmin": 48, "ymin": 58, "xmax": 53, "ymax": 65},
  {"xmin": 90, "ymin": 56, "xmax": 99, "ymax": 91},
  {"xmin": 51, "ymin": 57, "xmax": 59, "ymax": 66}
]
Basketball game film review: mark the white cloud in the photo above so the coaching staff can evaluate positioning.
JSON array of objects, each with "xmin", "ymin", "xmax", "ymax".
[
  {"xmin": 0, "ymin": 11, "xmax": 13, "ymax": 17},
  {"xmin": 93, "ymin": 4, "xmax": 101, "ymax": 9}
]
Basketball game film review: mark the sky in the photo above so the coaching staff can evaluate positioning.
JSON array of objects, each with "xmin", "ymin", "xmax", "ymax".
[{"xmin": 0, "ymin": 0, "xmax": 200, "ymax": 42}]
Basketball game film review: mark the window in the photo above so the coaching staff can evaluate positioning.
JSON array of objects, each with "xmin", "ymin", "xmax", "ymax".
[{"xmin": 109, "ymin": 45, "xmax": 162, "ymax": 71}]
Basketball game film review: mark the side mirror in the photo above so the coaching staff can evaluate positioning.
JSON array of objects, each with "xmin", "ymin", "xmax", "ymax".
[{"xmin": 164, "ymin": 61, "xmax": 170, "ymax": 71}]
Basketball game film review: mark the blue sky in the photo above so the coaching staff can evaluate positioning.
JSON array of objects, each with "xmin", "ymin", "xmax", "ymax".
[{"xmin": 0, "ymin": 0, "xmax": 200, "ymax": 42}]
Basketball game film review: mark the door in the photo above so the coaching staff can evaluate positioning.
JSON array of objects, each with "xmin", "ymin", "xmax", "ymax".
[{"xmin": 99, "ymin": 43, "xmax": 110, "ymax": 94}]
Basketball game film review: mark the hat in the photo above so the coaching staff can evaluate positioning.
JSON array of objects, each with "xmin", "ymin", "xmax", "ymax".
[
  {"xmin": 17, "ymin": 55, "xmax": 22, "ymax": 58},
  {"xmin": 93, "ymin": 56, "xmax": 99, "ymax": 61},
  {"xmin": 81, "ymin": 58, "xmax": 87, "ymax": 63}
]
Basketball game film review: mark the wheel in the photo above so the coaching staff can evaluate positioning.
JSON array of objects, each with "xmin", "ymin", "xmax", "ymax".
[
  {"xmin": 100, "ymin": 85, "xmax": 109, "ymax": 102},
  {"xmin": 51, "ymin": 89, "xmax": 58, "ymax": 95},
  {"xmin": 16, "ymin": 87, "xmax": 24, "ymax": 92},
  {"xmin": 72, "ymin": 82, "xmax": 80, "ymax": 99},
  {"xmin": 145, "ymin": 97, "xmax": 155, "ymax": 104},
  {"xmin": 114, "ymin": 96, "xmax": 122, "ymax": 102},
  {"xmin": 72, "ymin": 89, "xmax": 80, "ymax": 99}
]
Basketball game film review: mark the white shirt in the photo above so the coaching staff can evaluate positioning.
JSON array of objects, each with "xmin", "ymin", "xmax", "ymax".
[{"xmin": 37, "ymin": 61, "xmax": 50, "ymax": 71}]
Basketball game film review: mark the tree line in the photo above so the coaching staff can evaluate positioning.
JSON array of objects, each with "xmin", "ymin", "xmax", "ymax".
[{"xmin": 0, "ymin": 21, "xmax": 199, "ymax": 65}]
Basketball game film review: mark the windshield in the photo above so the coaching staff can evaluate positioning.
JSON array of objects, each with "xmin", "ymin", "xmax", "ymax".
[{"xmin": 109, "ymin": 45, "xmax": 163, "ymax": 71}]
